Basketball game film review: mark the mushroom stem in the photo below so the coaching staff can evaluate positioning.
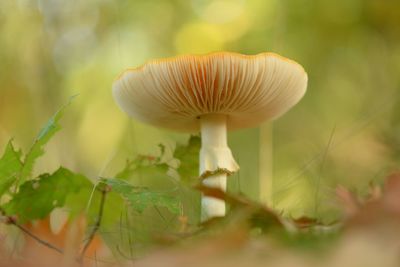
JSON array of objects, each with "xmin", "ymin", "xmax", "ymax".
[{"xmin": 199, "ymin": 114, "xmax": 239, "ymax": 221}]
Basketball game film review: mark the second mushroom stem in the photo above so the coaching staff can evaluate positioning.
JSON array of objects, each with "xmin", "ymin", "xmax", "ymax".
[{"xmin": 200, "ymin": 114, "xmax": 239, "ymax": 221}]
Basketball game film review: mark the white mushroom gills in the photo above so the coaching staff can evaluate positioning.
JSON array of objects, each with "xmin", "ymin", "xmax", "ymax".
[{"xmin": 199, "ymin": 113, "xmax": 239, "ymax": 220}]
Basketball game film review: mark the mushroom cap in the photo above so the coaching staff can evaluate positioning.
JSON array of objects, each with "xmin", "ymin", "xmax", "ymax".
[{"xmin": 113, "ymin": 52, "xmax": 307, "ymax": 132}]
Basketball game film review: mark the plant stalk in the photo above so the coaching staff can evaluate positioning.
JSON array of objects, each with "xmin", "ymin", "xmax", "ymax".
[{"xmin": 199, "ymin": 114, "xmax": 238, "ymax": 221}]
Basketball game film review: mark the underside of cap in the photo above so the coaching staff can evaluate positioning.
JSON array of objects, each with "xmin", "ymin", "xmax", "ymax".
[{"xmin": 113, "ymin": 52, "xmax": 307, "ymax": 133}]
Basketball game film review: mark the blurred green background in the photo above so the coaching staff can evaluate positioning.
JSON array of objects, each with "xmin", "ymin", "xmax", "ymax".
[{"xmin": 1, "ymin": 0, "xmax": 400, "ymax": 222}]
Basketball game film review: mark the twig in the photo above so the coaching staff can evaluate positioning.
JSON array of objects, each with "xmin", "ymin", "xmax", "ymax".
[
  {"xmin": 0, "ymin": 209, "xmax": 114, "ymax": 265},
  {"xmin": 12, "ymin": 221, "xmax": 64, "ymax": 254},
  {"xmin": 0, "ymin": 209, "xmax": 64, "ymax": 255},
  {"xmin": 79, "ymin": 187, "xmax": 108, "ymax": 261}
]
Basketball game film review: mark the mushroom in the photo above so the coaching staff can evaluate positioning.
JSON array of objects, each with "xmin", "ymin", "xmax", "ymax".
[{"xmin": 112, "ymin": 52, "xmax": 307, "ymax": 221}]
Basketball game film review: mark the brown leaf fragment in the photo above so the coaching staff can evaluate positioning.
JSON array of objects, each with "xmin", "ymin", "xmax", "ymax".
[
  {"xmin": 292, "ymin": 216, "xmax": 320, "ymax": 229},
  {"xmin": 382, "ymin": 172, "xmax": 400, "ymax": 213},
  {"xmin": 336, "ymin": 185, "xmax": 360, "ymax": 217},
  {"xmin": 343, "ymin": 172, "xmax": 400, "ymax": 229}
]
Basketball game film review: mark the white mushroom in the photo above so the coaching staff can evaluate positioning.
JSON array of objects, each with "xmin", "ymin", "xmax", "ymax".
[{"xmin": 113, "ymin": 52, "xmax": 307, "ymax": 221}]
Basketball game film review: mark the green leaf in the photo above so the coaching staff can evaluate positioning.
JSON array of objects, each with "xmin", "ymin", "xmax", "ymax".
[
  {"xmin": 64, "ymin": 179, "xmax": 126, "ymax": 228},
  {"xmin": 0, "ymin": 140, "xmax": 23, "ymax": 196},
  {"xmin": 115, "ymin": 158, "xmax": 155, "ymax": 181},
  {"xmin": 128, "ymin": 191, "xmax": 179, "ymax": 214},
  {"xmin": 134, "ymin": 162, "xmax": 170, "ymax": 185},
  {"xmin": 19, "ymin": 96, "xmax": 76, "ymax": 182},
  {"xmin": 173, "ymin": 135, "xmax": 200, "ymax": 184},
  {"xmin": 101, "ymin": 178, "xmax": 180, "ymax": 214},
  {"xmin": 3, "ymin": 167, "xmax": 92, "ymax": 223},
  {"xmin": 115, "ymin": 155, "xmax": 173, "ymax": 191},
  {"xmin": 115, "ymin": 159, "xmax": 139, "ymax": 180},
  {"xmin": 115, "ymin": 150, "xmax": 166, "ymax": 181}
]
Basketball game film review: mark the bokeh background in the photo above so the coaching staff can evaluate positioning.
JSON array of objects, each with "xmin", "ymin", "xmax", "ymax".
[{"xmin": 1, "ymin": 0, "xmax": 400, "ymax": 222}]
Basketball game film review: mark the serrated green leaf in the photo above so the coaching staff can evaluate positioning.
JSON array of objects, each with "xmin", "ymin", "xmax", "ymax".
[
  {"xmin": 115, "ymin": 159, "xmax": 139, "ymax": 180},
  {"xmin": 128, "ymin": 191, "xmax": 180, "ymax": 214},
  {"xmin": 115, "ymin": 153, "xmax": 166, "ymax": 181},
  {"xmin": 101, "ymin": 178, "xmax": 180, "ymax": 214},
  {"xmin": 173, "ymin": 135, "xmax": 200, "ymax": 183},
  {"xmin": 19, "ymin": 96, "xmax": 76, "ymax": 183},
  {"xmin": 0, "ymin": 140, "xmax": 23, "ymax": 196},
  {"xmin": 134, "ymin": 162, "xmax": 170, "ymax": 183},
  {"xmin": 102, "ymin": 177, "xmax": 140, "ymax": 194},
  {"xmin": 115, "ymin": 154, "xmax": 173, "ymax": 191},
  {"xmin": 3, "ymin": 167, "xmax": 92, "ymax": 223}
]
